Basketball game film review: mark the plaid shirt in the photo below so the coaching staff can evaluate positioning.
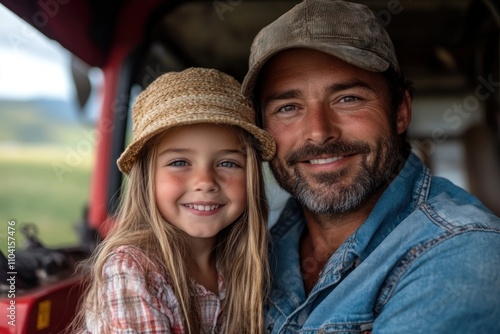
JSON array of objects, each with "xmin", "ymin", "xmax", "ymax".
[{"xmin": 85, "ymin": 245, "xmax": 226, "ymax": 333}]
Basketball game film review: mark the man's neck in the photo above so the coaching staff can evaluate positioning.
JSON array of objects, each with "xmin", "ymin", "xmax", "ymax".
[
  {"xmin": 299, "ymin": 189, "xmax": 382, "ymax": 295},
  {"xmin": 300, "ymin": 211, "xmax": 365, "ymax": 294}
]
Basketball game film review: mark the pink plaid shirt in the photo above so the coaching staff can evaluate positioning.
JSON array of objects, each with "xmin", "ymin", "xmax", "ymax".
[{"xmin": 85, "ymin": 245, "xmax": 226, "ymax": 333}]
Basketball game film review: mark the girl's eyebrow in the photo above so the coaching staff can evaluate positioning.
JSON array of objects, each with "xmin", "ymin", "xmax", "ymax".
[
  {"xmin": 157, "ymin": 148, "xmax": 246, "ymax": 157},
  {"xmin": 216, "ymin": 149, "xmax": 246, "ymax": 157},
  {"xmin": 157, "ymin": 148, "xmax": 190, "ymax": 157}
]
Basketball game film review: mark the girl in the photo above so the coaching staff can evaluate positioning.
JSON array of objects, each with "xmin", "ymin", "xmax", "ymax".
[{"xmin": 72, "ymin": 68, "xmax": 275, "ymax": 333}]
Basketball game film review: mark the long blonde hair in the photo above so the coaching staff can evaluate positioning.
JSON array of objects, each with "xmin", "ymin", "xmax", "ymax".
[{"xmin": 71, "ymin": 127, "xmax": 269, "ymax": 333}]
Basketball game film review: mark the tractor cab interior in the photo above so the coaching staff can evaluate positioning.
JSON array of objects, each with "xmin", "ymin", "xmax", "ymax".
[{"xmin": 0, "ymin": 0, "xmax": 499, "ymax": 333}]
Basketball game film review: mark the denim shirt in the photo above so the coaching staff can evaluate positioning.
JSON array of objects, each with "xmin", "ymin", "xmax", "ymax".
[{"xmin": 266, "ymin": 153, "xmax": 500, "ymax": 333}]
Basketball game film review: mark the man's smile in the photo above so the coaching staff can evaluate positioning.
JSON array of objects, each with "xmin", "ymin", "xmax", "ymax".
[{"xmin": 309, "ymin": 156, "xmax": 343, "ymax": 165}]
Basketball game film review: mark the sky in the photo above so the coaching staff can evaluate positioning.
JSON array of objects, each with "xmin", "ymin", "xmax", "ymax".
[{"xmin": 0, "ymin": 4, "xmax": 73, "ymax": 101}]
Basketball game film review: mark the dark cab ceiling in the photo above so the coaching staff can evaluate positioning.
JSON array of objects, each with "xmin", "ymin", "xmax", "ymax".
[
  {"xmin": 1, "ymin": 1, "xmax": 497, "ymax": 77},
  {"xmin": 1, "ymin": 0, "xmax": 498, "ymax": 129}
]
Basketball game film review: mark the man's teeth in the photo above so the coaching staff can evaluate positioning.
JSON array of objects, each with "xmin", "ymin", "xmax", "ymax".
[
  {"xmin": 309, "ymin": 156, "xmax": 343, "ymax": 165},
  {"xmin": 186, "ymin": 204, "xmax": 220, "ymax": 211}
]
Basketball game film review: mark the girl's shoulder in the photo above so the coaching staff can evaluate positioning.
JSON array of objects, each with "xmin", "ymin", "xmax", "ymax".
[
  {"xmin": 106, "ymin": 245, "xmax": 151, "ymax": 267},
  {"xmin": 109, "ymin": 245, "xmax": 150, "ymax": 261},
  {"xmin": 103, "ymin": 245, "xmax": 169, "ymax": 282},
  {"xmin": 101, "ymin": 245, "xmax": 180, "ymax": 311}
]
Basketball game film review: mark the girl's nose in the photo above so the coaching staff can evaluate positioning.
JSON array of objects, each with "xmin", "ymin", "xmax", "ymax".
[{"xmin": 194, "ymin": 167, "xmax": 219, "ymax": 192}]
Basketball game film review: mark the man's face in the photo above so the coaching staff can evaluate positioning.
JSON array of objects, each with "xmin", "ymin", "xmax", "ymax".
[{"xmin": 258, "ymin": 48, "xmax": 410, "ymax": 215}]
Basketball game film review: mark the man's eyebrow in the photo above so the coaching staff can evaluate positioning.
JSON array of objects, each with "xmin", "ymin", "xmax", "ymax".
[
  {"xmin": 326, "ymin": 79, "xmax": 376, "ymax": 93},
  {"xmin": 262, "ymin": 79, "xmax": 376, "ymax": 107},
  {"xmin": 261, "ymin": 89, "xmax": 301, "ymax": 107}
]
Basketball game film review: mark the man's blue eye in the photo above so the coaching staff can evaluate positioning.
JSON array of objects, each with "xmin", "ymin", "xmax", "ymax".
[
  {"xmin": 340, "ymin": 96, "xmax": 359, "ymax": 103},
  {"xmin": 277, "ymin": 105, "xmax": 297, "ymax": 113}
]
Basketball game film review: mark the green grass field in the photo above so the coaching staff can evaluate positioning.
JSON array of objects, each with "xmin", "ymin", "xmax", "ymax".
[{"xmin": 0, "ymin": 144, "xmax": 93, "ymax": 254}]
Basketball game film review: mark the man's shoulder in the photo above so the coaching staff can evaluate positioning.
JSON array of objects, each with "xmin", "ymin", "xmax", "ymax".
[{"xmin": 423, "ymin": 176, "xmax": 500, "ymax": 231}]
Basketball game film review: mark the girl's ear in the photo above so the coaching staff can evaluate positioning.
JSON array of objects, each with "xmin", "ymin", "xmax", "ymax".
[{"xmin": 396, "ymin": 90, "xmax": 412, "ymax": 135}]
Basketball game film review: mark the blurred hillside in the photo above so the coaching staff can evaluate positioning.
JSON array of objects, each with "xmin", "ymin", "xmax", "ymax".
[
  {"xmin": 0, "ymin": 98, "xmax": 94, "ymax": 146},
  {"xmin": 0, "ymin": 98, "xmax": 95, "ymax": 251}
]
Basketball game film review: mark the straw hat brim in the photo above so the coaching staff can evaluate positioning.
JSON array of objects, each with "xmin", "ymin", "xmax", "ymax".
[{"xmin": 117, "ymin": 109, "xmax": 276, "ymax": 174}]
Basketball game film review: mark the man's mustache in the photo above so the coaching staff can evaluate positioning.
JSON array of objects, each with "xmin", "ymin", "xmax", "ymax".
[{"xmin": 285, "ymin": 141, "xmax": 371, "ymax": 165}]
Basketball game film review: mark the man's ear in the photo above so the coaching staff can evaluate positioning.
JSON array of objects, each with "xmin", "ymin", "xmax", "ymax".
[{"xmin": 396, "ymin": 90, "xmax": 412, "ymax": 135}]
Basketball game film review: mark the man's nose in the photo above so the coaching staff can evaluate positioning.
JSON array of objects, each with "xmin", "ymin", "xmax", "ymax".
[{"xmin": 303, "ymin": 103, "xmax": 341, "ymax": 145}]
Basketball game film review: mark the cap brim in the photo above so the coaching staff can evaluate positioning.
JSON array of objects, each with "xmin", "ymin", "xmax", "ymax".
[{"xmin": 242, "ymin": 43, "xmax": 390, "ymax": 97}]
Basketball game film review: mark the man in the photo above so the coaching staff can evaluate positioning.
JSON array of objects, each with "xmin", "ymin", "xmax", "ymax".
[{"xmin": 241, "ymin": 0, "xmax": 500, "ymax": 333}]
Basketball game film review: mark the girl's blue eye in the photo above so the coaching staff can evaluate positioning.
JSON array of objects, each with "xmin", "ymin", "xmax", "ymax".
[
  {"xmin": 168, "ymin": 160, "xmax": 189, "ymax": 167},
  {"xmin": 219, "ymin": 161, "xmax": 239, "ymax": 168}
]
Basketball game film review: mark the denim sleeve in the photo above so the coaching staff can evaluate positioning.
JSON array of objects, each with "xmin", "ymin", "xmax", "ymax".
[{"xmin": 373, "ymin": 231, "xmax": 500, "ymax": 333}]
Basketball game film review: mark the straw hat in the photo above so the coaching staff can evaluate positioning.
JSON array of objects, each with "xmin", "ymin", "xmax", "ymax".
[{"xmin": 117, "ymin": 67, "xmax": 276, "ymax": 174}]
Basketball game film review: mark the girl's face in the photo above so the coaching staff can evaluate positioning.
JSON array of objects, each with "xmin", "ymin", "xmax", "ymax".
[{"xmin": 154, "ymin": 123, "xmax": 247, "ymax": 241}]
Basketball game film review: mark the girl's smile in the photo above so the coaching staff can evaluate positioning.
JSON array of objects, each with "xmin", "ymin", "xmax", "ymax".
[{"xmin": 182, "ymin": 202, "xmax": 225, "ymax": 217}]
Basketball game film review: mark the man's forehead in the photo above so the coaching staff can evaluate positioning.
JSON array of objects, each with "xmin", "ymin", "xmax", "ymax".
[{"xmin": 257, "ymin": 49, "xmax": 383, "ymax": 97}]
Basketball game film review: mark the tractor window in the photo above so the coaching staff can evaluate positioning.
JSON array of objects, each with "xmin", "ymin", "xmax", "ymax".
[{"xmin": 0, "ymin": 5, "xmax": 101, "ymax": 254}]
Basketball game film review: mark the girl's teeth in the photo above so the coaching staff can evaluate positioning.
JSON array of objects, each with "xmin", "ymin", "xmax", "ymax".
[
  {"xmin": 309, "ymin": 156, "xmax": 343, "ymax": 164},
  {"xmin": 186, "ymin": 204, "xmax": 220, "ymax": 211}
]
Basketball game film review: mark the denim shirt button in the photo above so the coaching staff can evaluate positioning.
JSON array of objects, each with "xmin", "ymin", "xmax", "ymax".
[{"xmin": 267, "ymin": 323, "xmax": 274, "ymax": 333}]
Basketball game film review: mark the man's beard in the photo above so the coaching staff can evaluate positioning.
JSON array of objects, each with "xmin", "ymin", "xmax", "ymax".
[{"xmin": 269, "ymin": 131, "xmax": 400, "ymax": 215}]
